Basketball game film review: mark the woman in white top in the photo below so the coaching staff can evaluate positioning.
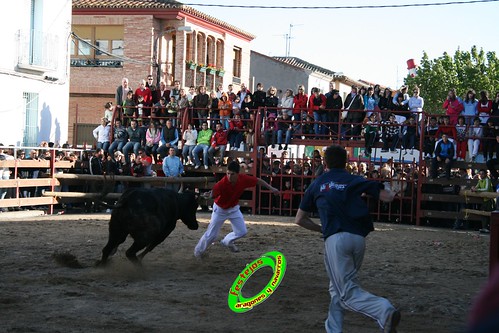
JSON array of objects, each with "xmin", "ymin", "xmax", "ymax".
[
  {"xmin": 279, "ymin": 89, "xmax": 294, "ymax": 117},
  {"xmin": 145, "ymin": 122, "xmax": 161, "ymax": 163},
  {"xmin": 467, "ymin": 117, "xmax": 483, "ymax": 162},
  {"xmin": 408, "ymin": 87, "xmax": 424, "ymax": 122},
  {"xmin": 182, "ymin": 123, "xmax": 198, "ymax": 165}
]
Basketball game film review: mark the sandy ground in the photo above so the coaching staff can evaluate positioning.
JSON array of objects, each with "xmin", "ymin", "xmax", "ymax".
[{"xmin": 0, "ymin": 211, "xmax": 490, "ymax": 333}]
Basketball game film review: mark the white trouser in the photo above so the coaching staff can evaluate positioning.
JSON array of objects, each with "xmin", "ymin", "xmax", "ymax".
[
  {"xmin": 324, "ymin": 232, "xmax": 394, "ymax": 333},
  {"xmin": 468, "ymin": 139, "xmax": 480, "ymax": 157},
  {"xmin": 194, "ymin": 203, "xmax": 247, "ymax": 255}
]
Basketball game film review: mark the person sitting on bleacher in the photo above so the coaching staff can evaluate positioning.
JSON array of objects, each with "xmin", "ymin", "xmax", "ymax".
[
  {"xmin": 381, "ymin": 113, "xmax": 400, "ymax": 153},
  {"xmin": 209, "ymin": 122, "xmax": 228, "ymax": 166},
  {"xmin": 157, "ymin": 119, "xmax": 179, "ymax": 160},
  {"xmin": 228, "ymin": 114, "xmax": 245, "ymax": 151},
  {"xmin": 122, "ymin": 119, "xmax": 145, "ymax": 165},
  {"xmin": 192, "ymin": 122, "xmax": 213, "ymax": 170},
  {"xmin": 276, "ymin": 112, "xmax": 294, "ymax": 151},
  {"xmin": 423, "ymin": 116, "xmax": 439, "ymax": 159},
  {"xmin": 109, "ymin": 119, "xmax": 128, "ymax": 156},
  {"xmin": 431, "ymin": 133, "xmax": 454, "ymax": 180},
  {"xmin": 264, "ymin": 113, "xmax": 277, "ymax": 148},
  {"xmin": 471, "ymin": 169, "xmax": 494, "ymax": 233},
  {"xmin": 468, "ymin": 117, "xmax": 483, "ymax": 162}
]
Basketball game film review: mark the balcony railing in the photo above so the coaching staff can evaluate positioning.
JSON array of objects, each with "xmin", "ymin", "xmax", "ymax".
[
  {"xmin": 70, "ymin": 58, "xmax": 124, "ymax": 68},
  {"xmin": 17, "ymin": 29, "xmax": 59, "ymax": 71}
]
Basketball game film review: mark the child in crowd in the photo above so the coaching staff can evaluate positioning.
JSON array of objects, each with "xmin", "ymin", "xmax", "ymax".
[
  {"xmin": 122, "ymin": 90, "xmax": 136, "ymax": 127},
  {"xmin": 245, "ymin": 112, "xmax": 255, "ymax": 151},
  {"xmin": 136, "ymin": 95, "xmax": 145, "ymax": 125},
  {"xmin": 455, "ymin": 116, "xmax": 468, "ymax": 161},
  {"xmin": 166, "ymin": 96, "xmax": 178, "ymax": 127},
  {"xmin": 424, "ymin": 116, "xmax": 439, "ymax": 159},
  {"xmin": 363, "ymin": 112, "xmax": 379, "ymax": 158},
  {"xmin": 468, "ymin": 117, "xmax": 483, "ymax": 162},
  {"xmin": 402, "ymin": 116, "xmax": 417, "ymax": 155},
  {"xmin": 104, "ymin": 102, "xmax": 114, "ymax": 122}
]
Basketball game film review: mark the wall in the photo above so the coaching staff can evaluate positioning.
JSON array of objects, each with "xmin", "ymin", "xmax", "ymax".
[
  {"xmin": 0, "ymin": 0, "xmax": 71, "ymax": 146},
  {"xmin": 250, "ymin": 52, "xmax": 310, "ymax": 94}
]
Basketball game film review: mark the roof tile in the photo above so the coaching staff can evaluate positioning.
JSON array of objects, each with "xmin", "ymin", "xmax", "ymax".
[{"xmin": 72, "ymin": 0, "xmax": 255, "ymax": 40}]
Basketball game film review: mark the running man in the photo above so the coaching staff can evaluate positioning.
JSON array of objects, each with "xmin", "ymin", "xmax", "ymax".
[
  {"xmin": 295, "ymin": 145, "xmax": 400, "ymax": 333},
  {"xmin": 194, "ymin": 161, "xmax": 279, "ymax": 257}
]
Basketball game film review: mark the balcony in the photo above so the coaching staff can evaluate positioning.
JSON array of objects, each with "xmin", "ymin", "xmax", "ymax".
[
  {"xmin": 70, "ymin": 58, "xmax": 123, "ymax": 68},
  {"xmin": 17, "ymin": 29, "xmax": 59, "ymax": 73}
]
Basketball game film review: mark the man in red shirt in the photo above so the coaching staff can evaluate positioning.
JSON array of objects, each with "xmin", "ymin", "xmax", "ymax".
[{"xmin": 194, "ymin": 161, "xmax": 280, "ymax": 257}]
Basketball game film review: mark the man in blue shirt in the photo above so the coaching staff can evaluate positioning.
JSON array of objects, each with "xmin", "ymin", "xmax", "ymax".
[
  {"xmin": 295, "ymin": 145, "xmax": 400, "ymax": 333},
  {"xmin": 431, "ymin": 133, "xmax": 454, "ymax": 179},
  {"xmin": 162, "ymin": 147, "xmax": 184, "ymax": 192}
]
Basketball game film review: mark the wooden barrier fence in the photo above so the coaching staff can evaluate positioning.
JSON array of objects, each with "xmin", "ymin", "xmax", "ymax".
[{"xmin": 459, "ymin": 190, "xmax": 498, "ymax": 275}]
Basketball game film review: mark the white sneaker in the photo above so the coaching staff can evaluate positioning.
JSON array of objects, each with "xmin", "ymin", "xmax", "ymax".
[
  {"xmin": 220, "ymin": 240, "xmax": 240, "ymax": 253},
  {"xmin": 194, "ymin": 165, "xmax": 200, "ymax": 169},
  {"xmin": 204, "ymin": 165, "xmax": 209, "ymax": 170},
  {"xmin": 106, "ymin": 208, "xmax": 112, "ymax": 213}
]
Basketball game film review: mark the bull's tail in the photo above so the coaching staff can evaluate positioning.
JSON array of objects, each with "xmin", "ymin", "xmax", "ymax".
[{"xmin": 93, "ymin": 174, "xmax": 122, "ymax": 209}]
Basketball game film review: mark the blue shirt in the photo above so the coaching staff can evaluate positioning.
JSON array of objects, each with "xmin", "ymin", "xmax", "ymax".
[
  {"xmin": 162, "ymin": 155, "xmax": 184, "ymax": 177},
  {"xmin": 300, "ymin": 168, "xmax": 382, "ymax": 239}
]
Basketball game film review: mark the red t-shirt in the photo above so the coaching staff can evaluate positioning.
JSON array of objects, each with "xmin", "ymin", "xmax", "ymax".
[{"xmin": 212, "ymin": 174, "xmax": 258, "ymax": 209}]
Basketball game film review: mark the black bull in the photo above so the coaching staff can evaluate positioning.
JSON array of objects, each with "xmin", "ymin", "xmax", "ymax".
[{"xmin": 97, "ymin": 188, "xmax": 199, "ymax": 266}]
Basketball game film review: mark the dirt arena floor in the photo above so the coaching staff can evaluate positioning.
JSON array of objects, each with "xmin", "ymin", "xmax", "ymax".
[{"xmin": 0, "ymin": 211, "xmax": 490, "ymax": 333}]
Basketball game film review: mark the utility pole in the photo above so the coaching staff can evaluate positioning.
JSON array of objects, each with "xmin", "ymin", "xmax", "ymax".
[{"xmin": 287, "ymin": 23, "xmax": 303, "ymax": 57}]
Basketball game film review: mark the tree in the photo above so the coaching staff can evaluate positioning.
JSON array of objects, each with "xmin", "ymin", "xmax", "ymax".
[{"xmin": 404, "ymin": 46, "xmax": 499, "ymax": 114}]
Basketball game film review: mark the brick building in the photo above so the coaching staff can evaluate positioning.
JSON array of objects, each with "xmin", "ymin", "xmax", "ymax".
[{"xmin": 70, "ymin": 0, "xmax": 254, "ymax": 146}]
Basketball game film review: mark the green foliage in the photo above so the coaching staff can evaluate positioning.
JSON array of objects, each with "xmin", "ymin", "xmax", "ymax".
[{"xmin": 404, "ymin": 46, "xmax": 499, "ymax": 114}]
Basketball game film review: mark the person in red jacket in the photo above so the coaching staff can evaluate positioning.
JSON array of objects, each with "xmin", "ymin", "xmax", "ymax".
[
  {"xmin": 208, "ymin": 122, "xmax": 228, "ymax": 166},
  {"xmin": 135, "ymin": 79, "xmax": 153, "ymax": 122},
  {"xmin": 477, "ymin": 90, "xmax": 493, "ymax": 125},
  {"xmin": 308, "ymin": 87, "xmax": 327, "ymax": 137},
  {"xmin": 443, "ymin": 88, "xmax": 464, "ymax": 125},
  {"xmin": 293, "ymin": 84, "xmax": 308, "ymax": 127},
  {"xmin": 228, "ymin": 114, "xmax": 245, "ymax": 150},
  {"xmin": 435, "ymin": 115, "xmax": 457, "ymax": 140}
]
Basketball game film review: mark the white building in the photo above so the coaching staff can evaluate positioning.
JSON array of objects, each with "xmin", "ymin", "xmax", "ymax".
[
  {"xmin": 250, "ymin": 51, "xmax": 368, "ymax": 98},
  {"xmin": 0, "ymin": 0, "xmax": 71, "ymax": 147}
]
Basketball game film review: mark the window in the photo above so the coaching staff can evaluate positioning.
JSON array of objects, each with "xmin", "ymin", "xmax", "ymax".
[
  {"xmin": 71, "ymin": 25, "xmax": 124, "ymax": 66},
  {"xmin": 233, "ymin": 47, "xmax": 242, "ymax": 78},
  {"xmin": 186, "ymin": 33, "xmax": 193, "ymax": 62},
  {"xmin": 23, "ymin": 92, "xmax": 39, "ymax": 148},
  {"xmin": 17, "ymin": 0, "xmax": 59, "ymax": 71}
]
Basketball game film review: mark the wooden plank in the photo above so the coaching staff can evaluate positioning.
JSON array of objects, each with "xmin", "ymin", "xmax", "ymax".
[
  {"xmin": 42, "ymin": 191, "xmax": 122, "ymax": 199},
  {"xmin": 0, "ymin": 160, "xmax": 75, "ymax": 168},
  {"xmin": 421, "ymin": 193, "xmax": 483, "ymax": 204},
  {"xmin": 225, "ymin": 151, "xmax": 252, "ymax": 158},
  {"xmin": 461, "ymin": 208, "xmax": 492, "ymax": 217},
  {"xmin": 451, "ymin": 161, "xmax": 487, "ymax": 170},
  {"xmin": 422, "ymin": 178, "xmax": 477, "ymax": 186},
  {"xmin": 54, "ymin": 173, "xmax": 215, "ymax": 184},
  {"xmin": 0, "ymin": 178, "xmax": 60, "ymax": 188},
  {"xmin": 0, "ymin": 196, "xmax": 57, "ymax": 208},
  {"xmin": 183, "ymin": 165, "xmax": 251, "ymax": 174},
  {"xmin": 460, "ymin": 190, "xmax": 498, "ymax": 200},
  {"xmin": 201, "ymin": 198, "xmax": 251, "ymax": 207},
  {"xmin": 420, "ymin": 209, "xmax": 461, "ymax": 219}
]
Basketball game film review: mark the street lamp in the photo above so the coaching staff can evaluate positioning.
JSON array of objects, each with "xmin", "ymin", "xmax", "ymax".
[{"xmin": 154, "ymin": 26, "xmax": 192, "ymax": 86}]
